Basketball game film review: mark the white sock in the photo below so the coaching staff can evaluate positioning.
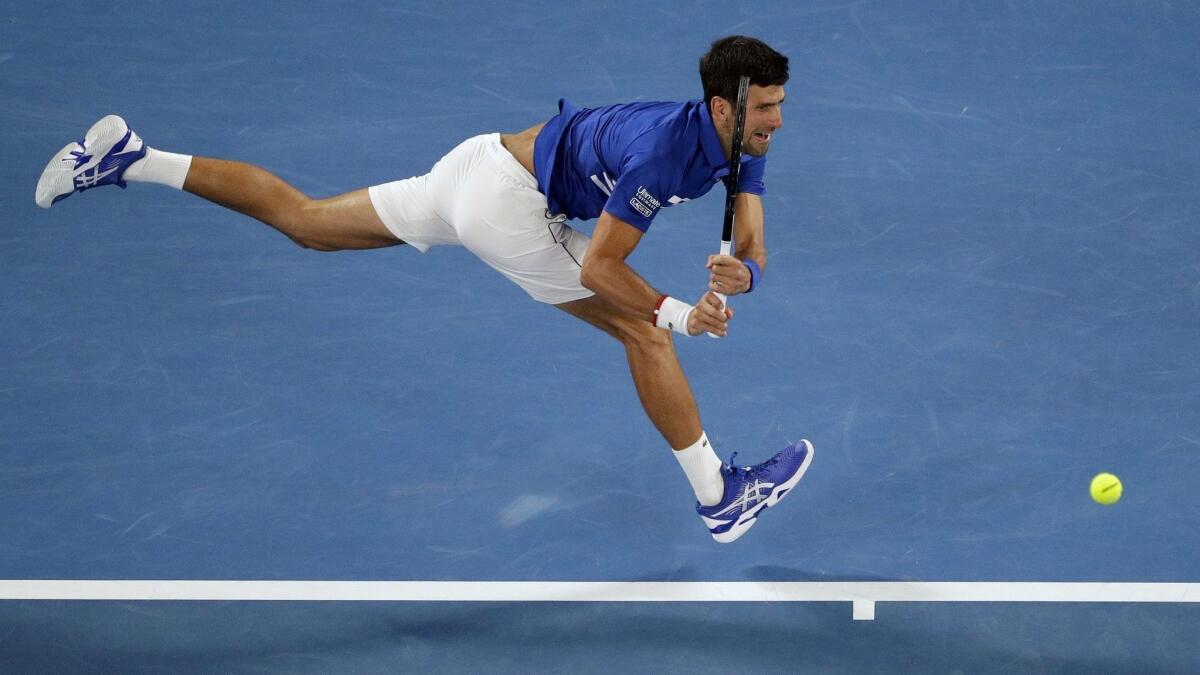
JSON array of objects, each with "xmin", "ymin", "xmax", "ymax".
[
  {"xmin": 124, "ymin": 147, "xmax": 193, "ymax": 190},
  {"xmin": 673, "ymin": 431, "xmax": 725, "ymax": 506}
]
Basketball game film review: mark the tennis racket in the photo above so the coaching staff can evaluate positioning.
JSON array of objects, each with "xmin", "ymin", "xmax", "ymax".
[{"xmin": 709, "ymin": 74, "xmax": 750, "ymax": 338}]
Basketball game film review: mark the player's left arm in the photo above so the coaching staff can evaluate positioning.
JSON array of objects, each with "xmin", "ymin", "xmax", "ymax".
[{"xmin": 707, "ymin": 192, "xmax": 765, "ymax": 295}]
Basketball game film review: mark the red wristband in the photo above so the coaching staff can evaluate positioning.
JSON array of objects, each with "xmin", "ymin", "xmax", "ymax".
[{"xmin": 651, "ymin": 294, "xmax": 669, "ymax": 324}]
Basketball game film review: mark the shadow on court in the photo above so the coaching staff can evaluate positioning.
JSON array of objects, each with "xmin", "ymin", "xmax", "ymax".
[{"xmin": 0, "ymin": 599, "xmax": 1190, "ymax": 674}]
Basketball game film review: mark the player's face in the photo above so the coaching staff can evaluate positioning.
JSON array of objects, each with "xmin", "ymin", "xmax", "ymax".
[
  {"xmin": 740, "ymin": 85, "xmax": 785, "ymax": 157},
  {"xmin": 716, "ymin": 84, "xmax": 786, "ymax": 158}
]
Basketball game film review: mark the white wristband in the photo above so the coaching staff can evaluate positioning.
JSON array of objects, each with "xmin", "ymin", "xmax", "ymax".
[{"xmin": 654, "ymin": 295, "xmax": 695, "ymax": 336}]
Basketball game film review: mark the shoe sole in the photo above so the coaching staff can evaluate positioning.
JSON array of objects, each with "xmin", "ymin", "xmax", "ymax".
[
  {"xmin": 711, "ymin": 440, "xmax": 814, "ymax": 544},
  {"xmin": 35, "ymin": 114, "xmax": 130, "ymax": 209}
]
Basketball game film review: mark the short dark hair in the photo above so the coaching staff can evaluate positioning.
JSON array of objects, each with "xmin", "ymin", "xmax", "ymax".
[{"xmin": 699, "ymin": 36, "xmax": 789, "ymax": 108}]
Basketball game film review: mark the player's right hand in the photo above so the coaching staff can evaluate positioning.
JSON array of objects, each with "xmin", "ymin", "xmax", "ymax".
[{"xmin": 688, "ymin": 291, "xmax": 734, "ymax": 337}]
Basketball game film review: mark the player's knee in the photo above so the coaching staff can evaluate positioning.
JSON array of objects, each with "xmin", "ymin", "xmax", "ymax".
[
  {"xmin": 290, "ymin": 233, "xmax": 337, "ymax": 252},
  {"xmin": 291, "ymin": 199, "xmax": 342, "ymax": 251},
  {"xmin": 296, "ymin": 238, "xmax": 338, "ymax": 252},
  {"xmin": 620, "ymin": 318, "xmax": 673, "ymax": 353}
]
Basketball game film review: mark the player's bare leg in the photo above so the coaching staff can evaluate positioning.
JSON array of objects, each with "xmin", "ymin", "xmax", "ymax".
[
  {"xmin": 182, "ymin": 158, "xmax": 401, "ymax": 252},
  {"xmin": 556, "ymin": 294, "xmax": 702, "ymax": 450},
  {"xmin": 557, "ymin": 293, "xmax": 813, "ymax": 542},
  {"xmin": 36, "ymin": 115, "xmax": 401, "ymax": 252}
]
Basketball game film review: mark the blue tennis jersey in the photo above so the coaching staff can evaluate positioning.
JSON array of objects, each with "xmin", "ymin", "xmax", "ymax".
[{"xmin": 533, "ymin": 99, "xmax": 767, "ymax": 232}]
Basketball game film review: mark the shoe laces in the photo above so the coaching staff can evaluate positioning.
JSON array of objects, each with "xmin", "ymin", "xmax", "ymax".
[
  {"xmin": 723, "ymin": 452, "xmax": 754, "ymax": 477},
  {"xmin": 70, "ymin": 146, "xmax": 92, "ymax": 169},
  {"xmin": 725, "ymin": 450, "xmax": 785, "ymax": 478}
]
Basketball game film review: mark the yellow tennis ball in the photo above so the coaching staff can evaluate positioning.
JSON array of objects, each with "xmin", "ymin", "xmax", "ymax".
[{"xmin": 1090, "ymin": 473, "xmax": 1122, "ymax": 505}]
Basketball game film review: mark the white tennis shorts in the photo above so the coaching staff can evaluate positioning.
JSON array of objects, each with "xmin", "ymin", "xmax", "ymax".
[{"xmin": 368, "ymin": 133, "xmax": 593, "ymax": 305}]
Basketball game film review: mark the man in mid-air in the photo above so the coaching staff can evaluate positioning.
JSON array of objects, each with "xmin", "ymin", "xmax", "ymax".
[{"xmin": 36, "ymin": 35, "xmax": 812, "ymax": 543}]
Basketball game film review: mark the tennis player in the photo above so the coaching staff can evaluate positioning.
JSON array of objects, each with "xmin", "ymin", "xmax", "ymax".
[{"xmin": 36, "ymin": 35, "xmax": 811, "ymax": 543}]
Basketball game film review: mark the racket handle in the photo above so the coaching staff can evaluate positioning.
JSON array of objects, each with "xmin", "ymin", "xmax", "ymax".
[
  {"xmin": 706, "ymin": 292, "xmax": 728, "ymax": 339},
  {"xmin": 707, "ymin": 240, "xmax": 734, "ymax": 338},
  {"xmin": 707, "ymin": 238, "xmax": 733, "ymax": 338}
]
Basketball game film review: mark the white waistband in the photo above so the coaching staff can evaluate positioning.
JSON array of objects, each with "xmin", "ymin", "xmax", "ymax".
[{"xmin": 481, "ymin": 132, "xmax": 538, "ymax": 190}]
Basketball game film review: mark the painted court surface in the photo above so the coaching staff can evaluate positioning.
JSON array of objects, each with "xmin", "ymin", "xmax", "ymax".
[{"xmin": 2, "ymin": 2, "xmax": 1198, "ymax": 672}]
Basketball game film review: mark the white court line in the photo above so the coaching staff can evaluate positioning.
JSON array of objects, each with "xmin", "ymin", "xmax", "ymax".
[{"xmin": 2, "ymin": 581, "xmax": 1198, "ymax": 620}]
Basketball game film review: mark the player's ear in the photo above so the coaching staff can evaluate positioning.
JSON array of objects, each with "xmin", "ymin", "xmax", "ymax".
[{"xmin": 709, "ymin": 96, "xmax": 730, "ymax": 123}]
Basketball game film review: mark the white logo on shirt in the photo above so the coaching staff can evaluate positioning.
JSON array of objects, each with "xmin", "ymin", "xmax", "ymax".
[
  {"xmin": 590, "ymin": 172, "xmax": 615, "ymax": 196},
  {"xmin": 629, "ymin": 186, "xmax": 660, "ymax": 218},
  {"xmin": 634, "ymin": 187, "xmax": 661, "ymax": 210}
]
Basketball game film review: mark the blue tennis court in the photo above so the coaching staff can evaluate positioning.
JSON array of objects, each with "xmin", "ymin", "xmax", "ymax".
[{"xmin": 2, "ymin": 1, "xmax": 1198, "ymax": 672}]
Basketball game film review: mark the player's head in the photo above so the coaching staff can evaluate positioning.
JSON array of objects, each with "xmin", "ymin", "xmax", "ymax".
[{"xmin": 700, "ymin": 36, "xmax": 789, "ymax": 157}]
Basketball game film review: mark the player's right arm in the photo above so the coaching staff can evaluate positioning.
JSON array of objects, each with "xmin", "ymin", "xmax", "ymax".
[{"xmin": 581, "ymin": 210, "xmax": 732, "ymax": 336}]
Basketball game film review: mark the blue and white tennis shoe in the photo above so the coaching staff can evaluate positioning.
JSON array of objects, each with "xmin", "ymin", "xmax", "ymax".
[
  {"xmin": 35, "ymin": 115, "xmax": 145, "ymax": 208},
  {"xmin": 697, "ymin": 440, "xmax": 813, "ymax": 543}
]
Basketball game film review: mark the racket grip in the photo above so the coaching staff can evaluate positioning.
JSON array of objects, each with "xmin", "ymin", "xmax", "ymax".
[
  {"xmin": 706, "ymin": 291, "xmax": 728, "ymax": 339},
  {"xmin": 707, "ymin": 240, "xmax": 734, "ymax": 339}
]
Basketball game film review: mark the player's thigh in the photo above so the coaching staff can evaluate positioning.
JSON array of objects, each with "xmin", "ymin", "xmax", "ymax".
[{"xmin": 303, "ymin": 188, "xmax": 403, "ymax": 249}]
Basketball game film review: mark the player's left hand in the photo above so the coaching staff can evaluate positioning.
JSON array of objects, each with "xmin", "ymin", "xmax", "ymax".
[{"xmin": 707, "ymin": 255, "xmax": 752, "ymax": 295}]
